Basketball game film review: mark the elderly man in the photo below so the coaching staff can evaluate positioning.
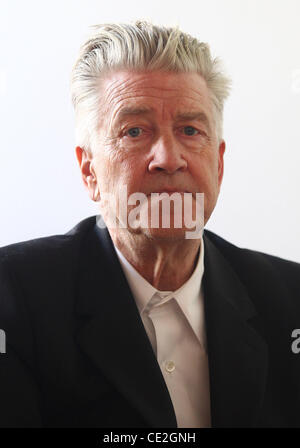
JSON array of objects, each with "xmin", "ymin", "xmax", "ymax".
[{"xmin": 0, "ymin": 21, "xmax": 300, "ymax": 429}]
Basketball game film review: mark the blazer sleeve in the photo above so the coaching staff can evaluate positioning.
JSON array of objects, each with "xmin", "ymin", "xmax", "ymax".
[{"xmin": 0, "ymin": 252, "xmax": 43, "ymax": 428}]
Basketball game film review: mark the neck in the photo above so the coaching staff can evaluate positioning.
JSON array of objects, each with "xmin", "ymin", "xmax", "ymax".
[{"xmin": 108, "ymin": 228, "xmax": 202, "ymax": 291}]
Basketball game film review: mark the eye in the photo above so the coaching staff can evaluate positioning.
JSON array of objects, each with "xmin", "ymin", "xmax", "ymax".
[
  {"xmin": 126, "ymin": 127, "xmax": 143, "ymax": 138},
  {"xmin": 182, "ymin": 126, "xmax": 199, "ymax": 136}
]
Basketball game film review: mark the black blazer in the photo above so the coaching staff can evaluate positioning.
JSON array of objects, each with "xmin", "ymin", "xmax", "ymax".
[{"xmin": 0, "ymin": 215, "xmax": 300, "ymax": 428}]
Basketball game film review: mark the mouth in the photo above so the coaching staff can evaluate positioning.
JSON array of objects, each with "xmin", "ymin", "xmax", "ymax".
[{"xmin": 149, "ymin": 189, "xmax": 191, "ymax": 194}]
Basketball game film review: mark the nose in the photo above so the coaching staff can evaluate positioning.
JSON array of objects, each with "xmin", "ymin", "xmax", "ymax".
[{"xmin": 147, "ymin": 134, "xmax": 188, "ymax": 174}]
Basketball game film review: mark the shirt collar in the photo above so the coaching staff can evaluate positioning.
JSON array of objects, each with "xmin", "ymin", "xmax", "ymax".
[{"xmin": 114, "ymin": 237, "xmax": 205, "ymax": 316}]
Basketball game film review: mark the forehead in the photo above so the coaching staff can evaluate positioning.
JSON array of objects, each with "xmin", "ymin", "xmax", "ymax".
[{"xmin": 99, "ymin": 70, "xmax": 213, "ymax": 120}]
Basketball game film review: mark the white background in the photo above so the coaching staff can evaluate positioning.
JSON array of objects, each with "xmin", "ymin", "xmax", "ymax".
[{"xmin": 1, "ymin": 0, "xmax": 300, "ymax": 262}]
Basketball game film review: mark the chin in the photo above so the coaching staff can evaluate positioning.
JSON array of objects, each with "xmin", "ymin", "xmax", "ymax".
[{"xmin": 141, "ymin": 225, "xmax": 194, "ymax": 241}]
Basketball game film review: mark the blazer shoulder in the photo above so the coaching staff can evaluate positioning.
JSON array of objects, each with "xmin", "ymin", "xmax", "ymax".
[
  {"xmin": 0, "ymin": 215, "xmax": 97, "ymax": 361},
  {"xmin": 204, "ymin": 229, "xmax": 300, "ymax": 296},
  {"xmin": 0, "ymin": 215, "xmax": 97, "ymax": 269}
]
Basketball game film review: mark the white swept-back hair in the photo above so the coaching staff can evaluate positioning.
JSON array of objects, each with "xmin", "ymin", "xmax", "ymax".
[{"xmin": 70, "ymin": 20, "xmax": 231, "ymax": 153}]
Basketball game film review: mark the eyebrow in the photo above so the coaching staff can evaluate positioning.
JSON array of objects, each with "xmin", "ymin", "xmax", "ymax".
[
  {"xmin": 115, "ymin": 106, "xmax": 153, "ymax": 121},
  {"xmin": 175, "ymin": 111, "xmax": 210, "ymax": 125},
  {"xmin": 114, "ymin": 106, "xmax": 211, "ymax": 130}
]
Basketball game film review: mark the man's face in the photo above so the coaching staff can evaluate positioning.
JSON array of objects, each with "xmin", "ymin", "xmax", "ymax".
[{"xmin": 82, "ymin": 70, "xmax": 225, "ymax": 238}]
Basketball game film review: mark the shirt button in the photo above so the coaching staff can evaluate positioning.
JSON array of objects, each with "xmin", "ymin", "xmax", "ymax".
[{"xmin": 165, "ymin": 361, "xmax": 175, "ymax": 373}]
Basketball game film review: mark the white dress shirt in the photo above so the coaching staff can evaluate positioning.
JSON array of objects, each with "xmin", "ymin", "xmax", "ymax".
[{"xmin": 114, "ymin": 238, "xmax": 211, "ymax": 428}]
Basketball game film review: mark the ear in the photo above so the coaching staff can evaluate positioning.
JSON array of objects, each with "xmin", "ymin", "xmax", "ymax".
[
  {"xmin": 217, "ymin": 139, "xmax": 226, "ymax": 189},
  {"xmin": 75, "ymin": 146, "xmax": 100, "ymax": 202}
]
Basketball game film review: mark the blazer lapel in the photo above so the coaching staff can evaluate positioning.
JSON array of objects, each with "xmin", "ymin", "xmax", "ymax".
[
  {"xmin": 72, "ymin": 216, "xmax": 269, "ymax": 428},
  {"xmin": 203, "ymin": 234, "xmax": 269, "ymax": 427},
  {"xmin": 74, "ymin": 222, "xmax": 177, "ymax": 428}
]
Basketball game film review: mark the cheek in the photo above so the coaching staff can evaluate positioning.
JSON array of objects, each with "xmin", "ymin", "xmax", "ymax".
[
  {"xmin": 118, "ymin": 159, "xmax": 145, "ymax": 193},
  {"xmin": 96, "ymin": 150, "xmax": 146, "ymax": 193},
  {"xmin": 191, "ymin": 154, "xmax": 219, "ymax": 192}
]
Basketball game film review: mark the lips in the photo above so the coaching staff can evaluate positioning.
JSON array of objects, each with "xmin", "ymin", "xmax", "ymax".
[{"xmin": 149, "ymin": 189, "xmax": 190, "ymax": 194}]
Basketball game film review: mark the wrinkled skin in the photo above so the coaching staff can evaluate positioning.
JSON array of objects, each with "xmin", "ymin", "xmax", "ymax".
[{"xmin": 76, "ymin": 70, "xmax": 225, "ymax": 290}]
